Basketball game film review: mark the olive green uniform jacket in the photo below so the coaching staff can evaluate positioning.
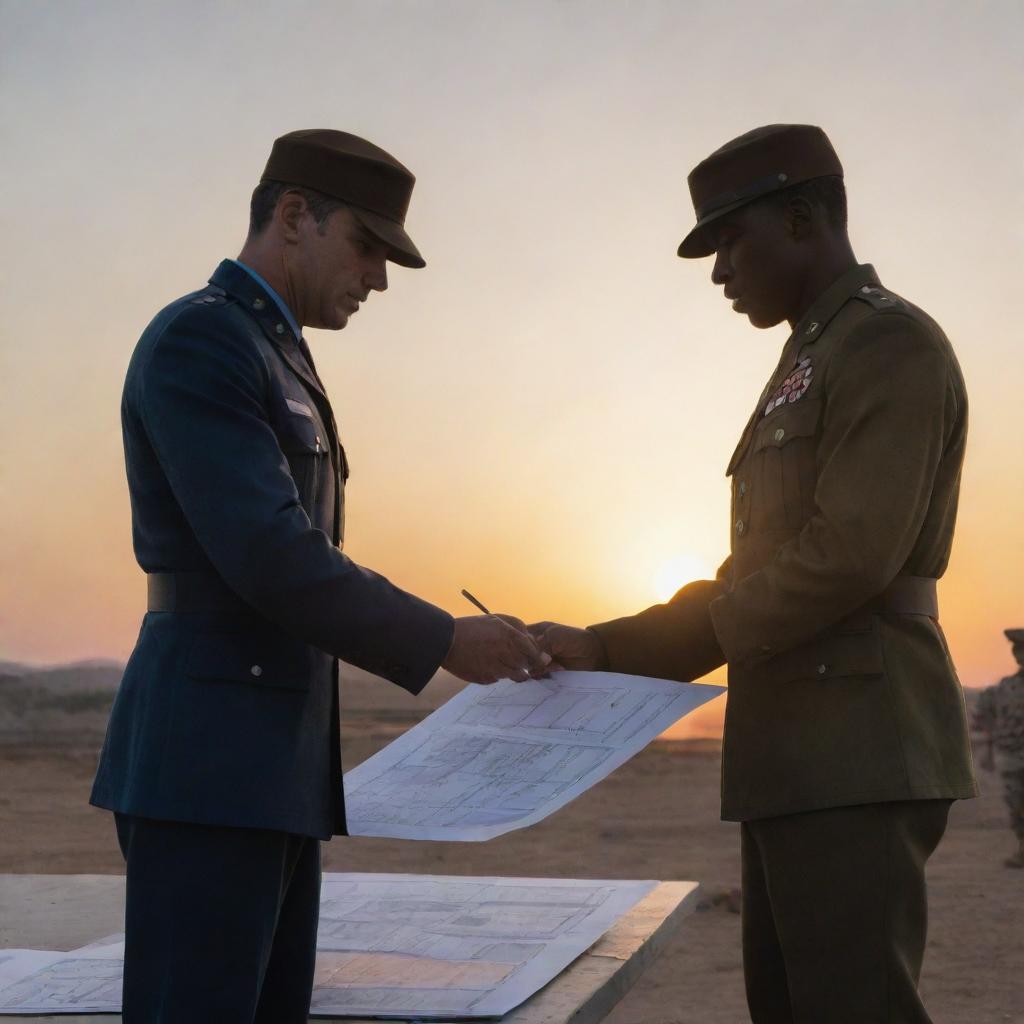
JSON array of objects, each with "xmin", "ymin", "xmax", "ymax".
[{"xmin": 591, "ymin": 264, "xmax": 978, "ymax": 821}]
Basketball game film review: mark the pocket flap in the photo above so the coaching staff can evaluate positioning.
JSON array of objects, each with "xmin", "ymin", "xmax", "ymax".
[
  {"xmin": 752, "ymin": 399, "xmax": 822, "ymax": 454},
  {"xmin": 187, "ymin": 632, "xmax": 312, "ymax": 691},
  {"xmin": 286, "ymin": 398, "xmax": 314, "ymax": 418},
  {"xmin": 765, "ymin": 628, "xmax": 884, "ymax": 684}
]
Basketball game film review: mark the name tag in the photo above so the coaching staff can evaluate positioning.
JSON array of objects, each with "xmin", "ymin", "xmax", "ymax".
[{"xmin": 286, "ymin": 398, "xmax": 314, "ymax": 419}]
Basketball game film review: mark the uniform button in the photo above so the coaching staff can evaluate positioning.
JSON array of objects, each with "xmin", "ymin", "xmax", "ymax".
[
  {"xmin": 738, "ymin": 480, "xmax": 747, "ymax": 497},
  {"xmin": 275, "ymin": 323, "xmax": 285, "ymax": 335},
  {"xmin": 735, "ymin": 519, "xmax": 745, "ymax": 535},
  {"xmin": 253, "ymin": 298, "xmax": 266, "ymax": 310},
  {"xmin": 816, "ymin": 664, "xmax": 827, "ymax": 675},
  {"xmin": 250, "ymin": 665, "xmax": 263, "ymax": 677},
  {"xmin": 773, "ymin": 428, "xmax": 786, "ymax": 442}
]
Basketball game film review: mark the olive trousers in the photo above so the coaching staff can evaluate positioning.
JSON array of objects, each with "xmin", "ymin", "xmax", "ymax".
[
  {"xmin": 115, "ymin": 813, "xmax": 320, "ymax": 1024},
  {"xmin": 741, "ymin": 799, "xmax": 951, "ymax": 1024}
]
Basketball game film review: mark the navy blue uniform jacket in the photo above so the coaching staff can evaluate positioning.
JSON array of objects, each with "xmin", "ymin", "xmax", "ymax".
[{"xmin": 91, "ymin": 260, "xmax": 455, "ymax": 839}]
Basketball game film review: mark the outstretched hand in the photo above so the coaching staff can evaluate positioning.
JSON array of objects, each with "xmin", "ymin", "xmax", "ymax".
[{"xmin": 527, "ymin": 621, "xmax": 606, "ymax": 671}]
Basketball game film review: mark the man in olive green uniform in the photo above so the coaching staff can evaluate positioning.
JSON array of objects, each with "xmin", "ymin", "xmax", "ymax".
[
  {"xmin": 973, "ymin": 628, "xmax": 1024, "ymax": 868},
  {"xmin": 532, "ymin": 125, "xmax": 977, "ymax": 1023}
]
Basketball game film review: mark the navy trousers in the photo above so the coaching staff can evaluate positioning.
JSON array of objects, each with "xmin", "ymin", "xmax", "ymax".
[
  {"xmin": 115, "ymin": 814, "xmax": 320, "ymax": 1023},
  {"xmin": 741, "ymin": 799, "xmax": 951, "ymax": 1024}
]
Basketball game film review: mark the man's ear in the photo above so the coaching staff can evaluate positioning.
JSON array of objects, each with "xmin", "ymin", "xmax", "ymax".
[
  {"xmin": 275, "ymin": 191, "xmax": 307, "ymax": 244},
  {"xmin": 784, "ymin": 196, "xmax": 816, "ymax": 241}
]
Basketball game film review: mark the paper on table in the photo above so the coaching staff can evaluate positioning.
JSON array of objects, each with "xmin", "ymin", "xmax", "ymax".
[
  {"xmin": 312, "ymin": 872, "xmax": 658, "ymax": 1018},
  {"xmin": 0, "ymin": 943, "xmax": 124, "ymax": 1014},
  {"xmin": 0, "ymin": 874, "xmax": 662, "ymax": 1020},
  {"xmin": 343, "ymin": 670, "xmax": 724, "ymax": 841}
]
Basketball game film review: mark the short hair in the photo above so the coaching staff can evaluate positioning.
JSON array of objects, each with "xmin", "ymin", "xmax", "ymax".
[
  {"xmin": 759, "ymin": 174, "xmax": 847, "ymax": 230},
  {"xmin": 248, "ymin": 180, "xmax": 346, "ymax": 236}
]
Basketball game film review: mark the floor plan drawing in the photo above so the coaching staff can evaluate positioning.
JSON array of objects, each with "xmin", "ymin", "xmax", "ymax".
[
  {"xmin": 0, "ymin": 873, "xmax": 660, "ymax": 1019},
  {"xmin": 0, "ymin": 945, "xmax": 124, "ymax": 1015},
  {"xmin": 344, "ymin": 671, "xmax": 724, "ymax": 840},
  {"xmin": 311, "ymin": 872, "xmax": 658, "ymax": 1018}
]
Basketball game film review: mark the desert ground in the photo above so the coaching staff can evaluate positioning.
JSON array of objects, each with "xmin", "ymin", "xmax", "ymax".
[{"xmin": 0, "ymin": 665, "xmax": 1021, "ymax": 1023}]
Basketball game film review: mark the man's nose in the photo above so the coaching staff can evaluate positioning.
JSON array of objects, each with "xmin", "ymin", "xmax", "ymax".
[
  {"xmin": 367, "ymin": 260, "xmax": 388, "ymax": 293},
  {"xmin": 711, "ymin": 249, "xmax": 731, "ymax": 285}
]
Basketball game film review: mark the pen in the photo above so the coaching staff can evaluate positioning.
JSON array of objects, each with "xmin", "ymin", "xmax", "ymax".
[{"xmin": 460, "ymin": 589, "xmax": 491, "ymax": 615}]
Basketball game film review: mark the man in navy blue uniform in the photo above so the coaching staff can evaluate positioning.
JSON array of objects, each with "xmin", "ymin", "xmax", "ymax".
[{"xmin": 91, "ymin": 129, "xmax": 548, "ymax": 1022}]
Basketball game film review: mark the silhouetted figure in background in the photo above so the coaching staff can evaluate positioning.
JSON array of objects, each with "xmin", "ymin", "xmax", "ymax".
[{"xmin": 973, "ymin": 628, "xmax": 1024, "ymax": 868}]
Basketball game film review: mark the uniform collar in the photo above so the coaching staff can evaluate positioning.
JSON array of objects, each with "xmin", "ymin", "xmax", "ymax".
[
  {"xmin": 209, "ymin": 259, "xmax": 304, "ymax": 344},
  {"xmin": 229, "ymin": 259, "xmax": 301, "ymax": 340},
  {"xmin": 208, "ymin": 259, "xmax": 326, "ymax": 399},
  {"xmin": 792, "ymin": 263, "xmax": 879, "ymax": 344}
]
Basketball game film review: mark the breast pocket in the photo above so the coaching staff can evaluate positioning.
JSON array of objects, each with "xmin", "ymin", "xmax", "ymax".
[
  {"xmin": 276, "ymin": 410, "xmax": 329, "ymax": 513},
  {"xmin": 749, "ymin": 399, "xmax": 821, "ymax": 530}
]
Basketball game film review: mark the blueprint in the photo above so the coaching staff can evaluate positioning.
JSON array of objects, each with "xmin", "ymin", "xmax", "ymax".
[
  {"xmin": 311, "ymin": 872, "xmax": 657, "ymax": 1017},
  {"xmin": 0, "ymin": 873, "xmax": 659, "ymax": 1019},
  {"xmin": 343, "ymin": 671, "xmax": 725, "ymax": 840},
  {"xmin": 0, "ymin": 942, "xmax": 123, "ymax": 1014}
]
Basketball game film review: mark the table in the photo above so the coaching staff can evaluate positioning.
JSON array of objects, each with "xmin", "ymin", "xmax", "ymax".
[{"xmin": 0, "ymin": 874, "xmax": 699, "ymax": 1023}]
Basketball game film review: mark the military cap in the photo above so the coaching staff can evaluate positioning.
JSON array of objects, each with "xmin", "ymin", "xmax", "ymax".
[
  {"xmin": 262, "ymin": 129, "xmax": 425, "ymax": 268},
  {"xmin": 677, "ymin": 124, "xmax": 843, "ymax": 259},
  {"xmin": 1006, "ymin": 629, "xmax": 1024, "ymax": 644}
]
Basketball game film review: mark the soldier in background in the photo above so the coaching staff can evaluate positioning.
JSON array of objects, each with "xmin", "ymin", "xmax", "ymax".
[{"xmin": 973, "ymin": 628, "xmax": 1024, "ymax": 868}]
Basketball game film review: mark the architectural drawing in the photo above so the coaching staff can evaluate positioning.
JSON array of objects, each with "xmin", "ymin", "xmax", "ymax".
[
  {"xmin": 0, "ymin": 873, "xmax": 659, "ymax": 1019},
  {"xmin": 344, "ymin": 671, "xmax": 724, "ymax": 840},
  {"xmin": 0, "ymin": 947, "xmax": 123, "ymax": 1015},
  {"xmin": 311, "ymin": 872, "xmax": 657, "ymax": 1017}
]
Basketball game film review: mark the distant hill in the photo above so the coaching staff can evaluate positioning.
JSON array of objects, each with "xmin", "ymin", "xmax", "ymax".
[{"xmin": 0, "ymin": 661, "xmax": 124, "ymax": 745}]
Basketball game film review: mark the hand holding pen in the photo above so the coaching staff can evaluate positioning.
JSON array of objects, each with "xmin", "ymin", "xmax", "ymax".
[{"xmin": 440, "ymin": 590, "xmax": 551, "ymax": 685}]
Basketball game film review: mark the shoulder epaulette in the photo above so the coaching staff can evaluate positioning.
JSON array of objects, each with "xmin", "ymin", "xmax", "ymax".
[
  {"xmin": 852, "ymin": 284, "xmax": 905, "ymax": 311},
  {"xmin": 188, "ymin": 285, "xmax": 228, "ymax": 307}
]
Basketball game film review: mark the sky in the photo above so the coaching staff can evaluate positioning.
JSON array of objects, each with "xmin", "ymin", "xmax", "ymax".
[{"xmin": 1, "ymin": 0, "xmax": 1022, "ymax": 694}]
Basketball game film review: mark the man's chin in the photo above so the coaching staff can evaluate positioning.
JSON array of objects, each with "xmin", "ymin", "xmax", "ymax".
[
  {"xmin": 318, "ymin": 311, "xmax": 350, "ymax": 331},
  {"xmin": 745, "ymin": 309, "xmax": 784, "ymax": 330}
]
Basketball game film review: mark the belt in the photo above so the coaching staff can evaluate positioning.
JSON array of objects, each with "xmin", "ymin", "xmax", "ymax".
[
  {"xmin": 147, "ymin": 572, "xmax": 253, "ymax": 614},
  {"xmin": 865, "ymin": 575, "xmax": 938, "ymax": 617},
  {"xmin": 840, "ymin": 575, "xmax": 939, "ymax": 630}
]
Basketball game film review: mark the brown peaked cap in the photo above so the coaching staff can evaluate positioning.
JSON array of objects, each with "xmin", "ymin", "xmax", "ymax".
[
  {"xmin": 262, "ymin": 129, "xmax": 425, "ymax": 269},
  {"xmin": 678, "ymin": 124, "xmax": 843, "ymax": 259}
]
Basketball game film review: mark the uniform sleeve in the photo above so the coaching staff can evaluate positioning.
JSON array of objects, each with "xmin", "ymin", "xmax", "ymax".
[
  {"xmin": 587, "ymin": 555, "xmax": 731, "ymax": 682},
  {"xmin": 138, "ymin": 307, "xmax": 453, "ymax": 693},
  {"xmin": 709, "ymin": 314, "xmax": 957, "ymax": 664}
]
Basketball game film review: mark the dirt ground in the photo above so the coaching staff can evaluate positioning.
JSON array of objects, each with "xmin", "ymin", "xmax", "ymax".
[{"xmin": 1, "ymin": 734, "xmax": 1021, "ymax": 1024}]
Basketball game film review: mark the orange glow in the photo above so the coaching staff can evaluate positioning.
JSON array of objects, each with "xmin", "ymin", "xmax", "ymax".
[
  {"xmin": 653, "ymin": 554, "xmax": 717, "ymax": 604},
  {"xmin": 1, "ymin": 4, "xmax": 1020, "ymax": 710}
]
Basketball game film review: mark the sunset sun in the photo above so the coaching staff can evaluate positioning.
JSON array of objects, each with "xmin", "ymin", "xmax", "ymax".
[{"xmin": 653, "ymin": 553, "xmax": 715, "ymax": 603}]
